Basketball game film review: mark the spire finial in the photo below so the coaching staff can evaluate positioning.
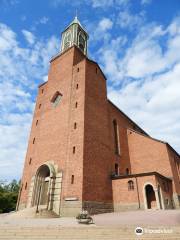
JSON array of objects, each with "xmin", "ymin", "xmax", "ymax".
[{"xmin": 75, "ymin": 9, "xmax": 78, "ymax": 19}]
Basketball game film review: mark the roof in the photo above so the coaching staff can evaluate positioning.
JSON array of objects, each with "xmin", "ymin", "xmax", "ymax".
[
  {"xmin": 62, "ymin": 16, "xmax": 89, "ymax": 37},
  {"xmin": 38, "ymin": 81, "xmax": 48, "ymax": 88},
  {"xmin": 108, "ymin": 100, "xmax": 148, "ymax": 136},
  {"xmin": 69, "ymin": 16, "xmax": 83, "ymax": 28},
  {"xmin": 111, "ymin": 171, "xmax": 172, "ymax": 182},
  {"xmin": 128, "ymin": 128, "xmax": 180, "ymax": 158}
]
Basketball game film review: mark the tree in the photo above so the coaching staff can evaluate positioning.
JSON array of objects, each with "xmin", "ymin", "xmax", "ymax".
[{"xmin": 0, "ymin": 179, "xmax": 20, "ymax": 213}]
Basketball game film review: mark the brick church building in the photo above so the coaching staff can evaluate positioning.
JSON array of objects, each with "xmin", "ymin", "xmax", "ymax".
[{"xmin": 17, "ymin": 17, "xmax": 180, "ymax": 216}]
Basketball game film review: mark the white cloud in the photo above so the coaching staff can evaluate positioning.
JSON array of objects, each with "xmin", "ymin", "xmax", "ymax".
[
  {"xmin": 51, "ymin": 0, "xmax": 129, "ymax": 8},
  {"xmin": 98, "ymin": 17, "xmax": 180, "ymax": 153},
  {"xmin": 117, "ymin": 10, "xmax": 145, "ymax": 30},
  {"xmin": 0, "ymin": 22, "xmax": 59, "ymax": 181},
  {"xmin": 39, "ymin": 17, "xmax": 49, "ymax": 24},
  {"xmin": 22, "ymin": 29, "xmax": 36, "ymax": 45},
  {"xmin": 99, "ymin": 18, "xmax": 113, "ymax": 31},
  {"xmin": 87, "ymin": 17, "xmax": 113, "ymax": 43},
  {"xmin": 91, "ymin": 0, "xmax": 129, "ymax": 8},
  {"xmin": 141, "ymin": 0, "xmax": 152, "ymax": 5}
]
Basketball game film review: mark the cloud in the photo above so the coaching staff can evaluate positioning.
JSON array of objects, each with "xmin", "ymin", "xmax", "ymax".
[
  {"xmin": 87, "ymin": 17, "xmax": 113, "ymax": 43},
  {"xmin": 50, "ymin": 0, "xmax": 130, "ymax": 9},
  {"xmin": 0, "ymin": 22, "xmax": 59, "ymax": 181},
  {"xmin": 141, "ymin": 0, "xmax": 152, "ymax": 5},
  {"xmin": 99, "ymin": 18, "xmax": 113, "ymax": 31},
  {"xmin": 39, "ymin": 17, "xmax": 49, "ymax": 24},
  {"xmin": 22, "ymin": 30, "xmax": 36, "ymax": 45},
  {"xmin": 117, "ymin": 10, "xmax": 145, "ymax": 30},
  {"xmin": 0, "ymin": 0, "xmax": 19, "ymax": 8},
  {"xmin": 91, "ymin": 0, "xmax": 129, "ymax": 8},
  {"xmin": 97, "ymin": 16, "xmax": 180, "ymax": 153}
]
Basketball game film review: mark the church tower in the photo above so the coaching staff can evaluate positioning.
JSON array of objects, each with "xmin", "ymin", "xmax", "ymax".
[
  {"xmin": 17, "ymin": 17, "xmax": 113, "ymax": 216},
  {"xmin": 60, "ymin": 17, "xmax": 89, "ymax": 55}
]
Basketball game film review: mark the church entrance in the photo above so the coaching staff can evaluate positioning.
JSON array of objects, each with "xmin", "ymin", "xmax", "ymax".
[
  {"xmin": 145, "ymin": 184, "xmax": 156, "ymax": 209},
  {"xmin": 32, "ymin": 165, "xmax": 51, "ymax": 208}
]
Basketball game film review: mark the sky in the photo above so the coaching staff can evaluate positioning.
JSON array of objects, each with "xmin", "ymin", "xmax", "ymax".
[{"xmin": 0, "ymin": 0, "xmax": 180, "ymax": 181}]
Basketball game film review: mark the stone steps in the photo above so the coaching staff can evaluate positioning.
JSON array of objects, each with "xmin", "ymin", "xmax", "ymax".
[{"xmin": 0, "ymin": 226, "xmax": 179, "ymax": 240}]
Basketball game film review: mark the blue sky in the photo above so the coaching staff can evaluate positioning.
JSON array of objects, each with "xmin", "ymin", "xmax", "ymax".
[{"xmin": 0, "ymin": 0, "xmax": 180, "ymax": 181}]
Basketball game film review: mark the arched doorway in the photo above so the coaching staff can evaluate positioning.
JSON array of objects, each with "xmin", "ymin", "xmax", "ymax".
[
  {"xmin": 32, "ymin": 164, "xmax": 53, "ymax": 208},
  {"xmin": 145, "ymin": 184, "xmax": 156, "ymax": 209}
]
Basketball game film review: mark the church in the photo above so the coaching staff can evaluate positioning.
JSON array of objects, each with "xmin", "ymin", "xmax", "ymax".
[{"xmin": 17, "ymin": 17, "xmax": 180, "ymax": 216}]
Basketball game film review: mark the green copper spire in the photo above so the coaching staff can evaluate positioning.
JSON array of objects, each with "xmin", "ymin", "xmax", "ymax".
[{"xmin": 60, "ymin": 17, "xmax": 89, "ymax": 55}]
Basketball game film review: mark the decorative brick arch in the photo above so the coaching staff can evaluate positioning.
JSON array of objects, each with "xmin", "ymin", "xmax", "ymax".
[
  {"xmin": 143, "ymin": 182, "xmax": 161, "ymax": 210},
  {"xmin": 31, "ymin": 163, "xmax": 56, "ymax": 208}
]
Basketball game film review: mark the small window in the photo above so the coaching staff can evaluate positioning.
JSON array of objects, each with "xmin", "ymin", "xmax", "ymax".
[
  {"xmin": 126, "ymin": 168, "xmax": 129, "ymax": 175},
  {"xmin": 113, "ymin": 119, "xmax": 120, "ymax": 155},
  {"xmin": 38, "ymin": 103, "xmax": 41, "ymax": 109},
  {"xmin": 128, "ymin": 180, "xmax": 134, "ymax": 191},
  {"xmin": 33, "ymin": 138, "xmax": 35, "ymax": 144},
  {"xmin": 74, "ymin": 122, "xmax": 77, "ymax": 129},
  {"xmin": 41, "ymin": 89, "xmax": 44, "ymax": 94},
  {"xmin": 77, "ymin": 68, "xmax": 79, "ymax": 72},
  {"xmin": 29, "ymin": 158, "xmax": 32, "ymax": 165},
  {"xmin": 71, "ymin": 175, "xmax": 74, "ymax": 184},
  {"xmin": 25, "ymin": 182, "xmax": 27, "ymax": 190},
  {"xmin": 75, "ymin": 102, "xmax": 78, "ymax": 108},
  {"xmin": 115, "ymin": 163, "xmax": 119, "ymax": 175},
  {"xmin": 51, "ymin": 91, "xmax": 62, "ymax": 108},
  {"xmin": 73, "ymin": 146, "xmax": 76, "ymax": 154},
  {"xmin": 76, "ymin": 84, "xmax": 79, "ymax": 89},
  {"xmin": 36, "ymin": 120, "xmax": 38, "ymax": 126}
]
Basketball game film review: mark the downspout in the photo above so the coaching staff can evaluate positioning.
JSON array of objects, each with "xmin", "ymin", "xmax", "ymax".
[{"xmin": 135, "ymin": 177, "xmax": 141, "ymax": 209}]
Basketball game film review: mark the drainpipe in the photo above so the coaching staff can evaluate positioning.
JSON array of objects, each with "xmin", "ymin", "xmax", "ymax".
[{"xmin": 135, "ymin": 177, "xmax": 141, "ymax": 209}]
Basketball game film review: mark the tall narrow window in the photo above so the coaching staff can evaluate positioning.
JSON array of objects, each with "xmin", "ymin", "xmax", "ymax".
[
  {"xmin": 115, "ymin": 163, "xmax": 119, "ymax": 176},
  {"xmin": 25, "ymin": 182, "xmax": 27, "ymax": 190},
  {"xmin": 74, "ymin": 122, "xmax": 77, "ymax": 129},
  {"xmin": 126, "ymin": 168, "xmax": 129, "ymax": 175},
  {"xmin": 128, "ymin": 180, "xmax": 134, "ymax": 191},
  {"xmin": 75, "ymin": 102, "xmax": 78, "ymax": 108},
  {"xmin": 33, "ymin": 138, "xmax": 35, "ymax": 144},
  {"xmin": 71, "ymin": 175, "xmax": 74, "ymax": 184},
  {"xmin": 113, "ymin": 120, "xmax": 120, "ymax": 155},
  {"xmin": 73, "ymin": 146, "xmax": 76, "ymax": 154},
  {"xmin": 76, "ymin": 84, "xmax": 79, "ymax": 89},
  {"xmin": 29, "ymin": 158, "xmax": 32, "ymax": 165},
  {"xmin": 39, "ymin": 103, "xmax": 41, "ymax": 109},
  {"xmin": 36, "ymin": 120, "xmax": 38, "ymax": 126}
]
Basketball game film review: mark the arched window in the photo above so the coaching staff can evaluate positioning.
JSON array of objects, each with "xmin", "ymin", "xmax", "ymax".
[
  {"xmin": 78, "ymin": 32, "xmax": 85, "ymax": 52},
  {"xmin": 115, "ymin": 163, "xmax": 119, "ymax": 175},
  {"xmin": 113, "ymin": 119, "xmax": 120, "ymax": 155},
  {"xmin": 128, "ymin": 180, "xmax": 134, "ymax": 191},
  {"xmin": 64, "ymin": 31, "xmax": 72, "ymax": 50},
  {"xmin": 51, "ymin": 91, "xmax": 62, "ymax": 108}
]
